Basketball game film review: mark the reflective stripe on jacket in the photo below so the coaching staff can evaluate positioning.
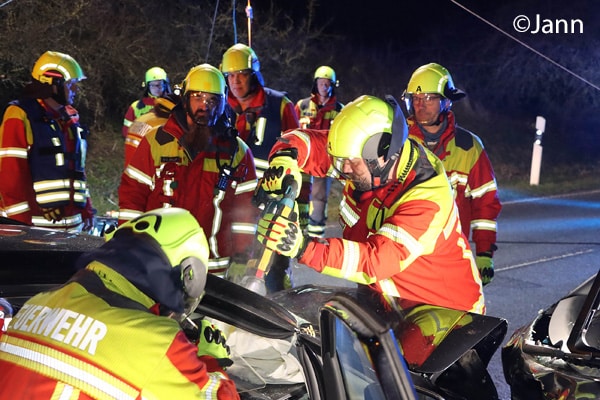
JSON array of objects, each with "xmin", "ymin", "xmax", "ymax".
[
  {"xmin": 0, "ymin": 261, "xmax": 239, "ymax": 399},
  {"xmin": 407, "ymin": 111, "xmax": 502, "ymax": 254},
  {"xmin": 269, "ymin": 129, "xmax": 485, "ymax": 314}
]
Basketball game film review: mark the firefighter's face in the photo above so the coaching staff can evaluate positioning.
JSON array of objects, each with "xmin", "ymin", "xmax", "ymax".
[
  {"xmin": 226, "ymin": 70, "xmax": 252, "ymax": 100},
  {"xmin": 187, "ymin": 92, "xmax": 222, "ymax": 126},
  {"xmin": 148, "ymin": 80, "xmax": 165, "ymax": 97},
  {"xmin": 412, "ymin": 93, "xmax": 443, "ymax": 126},
  {"xmin": 336, "ymin": 157, "xmax": 373, "ymax": 191},
  {"xmin": 62, "ymin": 79, "xmax": 79, "ymax": 106},
  {"xmin": 316, "ymin": 78, "xmax": 332, "ymax": 98}
]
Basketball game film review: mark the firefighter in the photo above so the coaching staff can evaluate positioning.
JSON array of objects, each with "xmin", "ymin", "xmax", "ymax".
[
  {"xmin": 121, "ymin": 66, "xmax": 172, "ymax": 138},
  {"xmin": 295, "ymin": 66, "xmax": 344, "ymax": 238},
  {"xmin": 220, "ymin": 43, "xmax": 300, "ymax": 292},
  {"xmin": 403, "ymin": 63, "xmax": 502, "ymax": 286},
  {"xmin": 124, "ymin": 93, "xmax": 179, "ymax": 167},
  {"xmin": 0, "ymin": 51, "xmax": 95, "ymax": 231},
  {"xmin": 119, "ymin": 64, "xmax": 259, "ymax": 277},
  {"xmin": 256, "ymin": 95, "xmax": 485, "ymax": 313},
  {"xmin": 0, "ymin": 207, "xmax": 239, "ymax": 399}
]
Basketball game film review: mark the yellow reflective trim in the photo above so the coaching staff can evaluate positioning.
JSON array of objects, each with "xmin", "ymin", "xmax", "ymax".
[
  {"xmin": 124, "ymin": 137, "xmax": 141, "ymax": 148},
  {"xmin": 208, "ymin": 257, "xmax": 230, "ymax": 271},
  {"xmin": 210, "ymin": 190, "xmax": 225, "ymax": 258},
  {"xmin": 0, "ymin": 147, "xmax": 28, "ymax": 158},
  {"xmin": 32, "ymin": 214, "xmax": 83, "ymax": 228},
  {"xmin": 3, "ymin": 201, "xmax": 30, "ymax": 216},
  {"xmin": 378, "ymin": 279, "xmax": 401, "ymax": 297},
  {"xmin": 118, "ymin": 210, "xmax": 142, "ymax": 221},
  {"xmin": 470, "ymin": 219, "xmax": 497, "ymax": 232},
  {"xmin": 124, "ymin": 165, "xmax": 154, "ymax": 188},
  {"xmin": 231, "ymin": 222, "xmax": 257, "ymax": 235},
  {"xmin": 339, "ymin": 198, "xmax": 359, "ymax": 227},
  {"xmin": 254, "ymin": 158, "xmax": 269, "ymax": 172},
  {"xmin": 469, "ymin": 180, "xmax": 498, "ymax": 199},
  {"xmin": 235, "ymin": 179, "xmax": 258, "ymax": 194},
  {"xmin": 36, "ymin": 192, "xmax": 71, "ymax": 204},
  {"xmin": 0, "ymin": 337, "xmax": 139, "ymax": 399}
]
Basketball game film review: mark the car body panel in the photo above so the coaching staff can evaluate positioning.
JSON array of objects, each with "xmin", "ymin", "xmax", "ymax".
[{"xmin": 503, "ymin": 271, "xmax": 600, "ymax": 400}]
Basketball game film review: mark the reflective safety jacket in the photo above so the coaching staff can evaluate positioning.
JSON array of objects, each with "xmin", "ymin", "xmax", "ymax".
[
  {"xmin": 226, "ymin": 86, "xmax": 299, "ymax": 177},
  {"xmin": 270, "ymin": 129, "xmax": 485, "ymax": 314},
  {"xmin": 0, "ymin": 98, "xmax": 93, "ymax": 229},
  {"xmin": 0, "ymin": 261, "xmax": 239, "ymax": 399},
  {"xmin": 407, "ymin": 112, "xmax": 502, "ymax": 255},
  {"xmin": 119, "ymin": 109, "xmax": 259, "ymax": 274},
  {"xmin": 122, "ymin": 97, "xmax": 156, "ymax": 138},
  {"xmin": 295, "ymin": 94, "xmax": 343, "ymax": 130}
]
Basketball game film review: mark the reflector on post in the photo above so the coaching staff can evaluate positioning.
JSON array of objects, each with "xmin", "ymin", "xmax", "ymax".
[{"xmin": 530, "ymin": 116, "xmax": 546, "ymax": 186}]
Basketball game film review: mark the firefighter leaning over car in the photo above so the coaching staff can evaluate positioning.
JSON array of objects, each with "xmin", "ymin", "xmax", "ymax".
[
  {"xmin": 0, "ymin": 207, "xmax": 239, "ymax": 399},
  {"xmin": 124, "ymin": 93, "xmax": 179, "ymax": 167},
  {"xmin": 118, "ymin": 64, "xmax": 259, "ymax": 277},
  {"xmin": 0, "ymin": 51, "xmax": 95, "ymax": 231},
  {"xmin": 220, "ymin": 43, "xmax": 301, "ymax": 291},
  {"xmin": 121, "ymin": 66, "xmax": 172, "ymax": 138},
  {"xmin": 295, "ymin": 65, "xmax": 344, "ymax": 238},
  {"xmin": 256, "ymin": 95, "xmax": 485, "ymax": 313},
  {"xmin": 403, "ymin": 63, "xmax": 502, "ymax": 286}
]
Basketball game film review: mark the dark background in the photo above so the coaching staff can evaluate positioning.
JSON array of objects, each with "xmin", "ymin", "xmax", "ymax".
[{"xmin": 1, "ymin": 0, "xmax": 598, "ymax": 187}]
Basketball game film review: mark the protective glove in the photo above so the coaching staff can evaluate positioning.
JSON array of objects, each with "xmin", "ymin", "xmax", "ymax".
[
  {"xmin": 197, "ymin": 319, "xmax": 233, "ymax": 368},
  {"xmin": 261, "ymin": 149, "xmax": 302, "ymax": 198},
  {"xmin": 257, "ymin": 204, "xmax": 308, "ymax": 259},
  {"xmin": 475, "ymin": 254, "xmax": 494, "ymax": 286},
  {"xmin": 41, "ymin": 207, "xmax": 63, "ymax": 222}
]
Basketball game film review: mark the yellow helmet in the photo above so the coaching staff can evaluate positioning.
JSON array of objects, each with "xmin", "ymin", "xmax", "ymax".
[
  {"xmin": 312, "ymin": 65, "xmax": 339, "ymax": 96},
  {"xmin": 182, "ymin": 64, "xmax": 225, "ymax": 96},
  {"xmin": 109, "ymin": 208, "xmax": 209, "ymax": 317},
  {"xmin": 32, "ymin": 51, "xmax": 86, "ymax": 85},
  {"xmin": 313, "ymin": 65, "xmax": 337, "ymax": 84},
  {"xmin": 221, "ymin": 43, "xmax": 264, "ymax": 85},
  {"xmin": 145, "ymin": 66, "xmax": 168, "ymax": 83},
  {"xmin": 328, "ymin": 95, "xmax": 407, "ymax": 187},
  {"xmin": 404, "ymin": 63, "xmax": 465, "ymax": 99}
]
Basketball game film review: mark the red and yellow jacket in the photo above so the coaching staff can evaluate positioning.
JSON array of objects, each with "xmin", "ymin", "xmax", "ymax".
[
  {"xmin": 122, "ymin": 97, "xmax": 156, "ymax": 138},
  {"xmin": 407, "ymin": 112, "xmax": 502, "ymax": 255},
  {"xmin": 270, "ymin": 129, "xmax": 485, "ymax": 314},
  {"xmin": 0, "ymin": 261, "xmax": 239, "ymax": 399},
  {"xmin": 295, "ymin": 94, "xmax": 343, "ymax": 130},
  {"xmin": 119, "ymin": 109, "xmax": 259, "ymax": 274},
  {"xmin": 0, "ymin": 99, "xmax": 94, "ymax": 230}
]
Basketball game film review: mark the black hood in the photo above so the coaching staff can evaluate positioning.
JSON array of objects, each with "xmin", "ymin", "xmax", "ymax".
[{"xmin": 76, "ymin": 233, "xmax": 184, "ymax": 312}]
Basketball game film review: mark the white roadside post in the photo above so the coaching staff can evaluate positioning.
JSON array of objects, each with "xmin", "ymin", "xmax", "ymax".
[{"xmin": 530, "ymin": 116, "xmax": 546, "ymax": 186}]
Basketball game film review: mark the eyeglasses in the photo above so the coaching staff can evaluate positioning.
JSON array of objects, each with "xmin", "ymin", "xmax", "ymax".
[
  {"xmin": 409, "ymin": 93, "xmax": 442, "ymax": 105},
  {"xmin": 331, "ymin": 156, "xmax": 357, "ymax": 180},
  {"xmin": 189, "ymin": 92, "xmax": 220, "ymax": 107}
]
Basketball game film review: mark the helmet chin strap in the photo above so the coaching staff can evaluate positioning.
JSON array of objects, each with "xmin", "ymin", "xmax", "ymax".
[{"xmin": 367, "ymin": 151, "xmax": 400, "ymax": 189}]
